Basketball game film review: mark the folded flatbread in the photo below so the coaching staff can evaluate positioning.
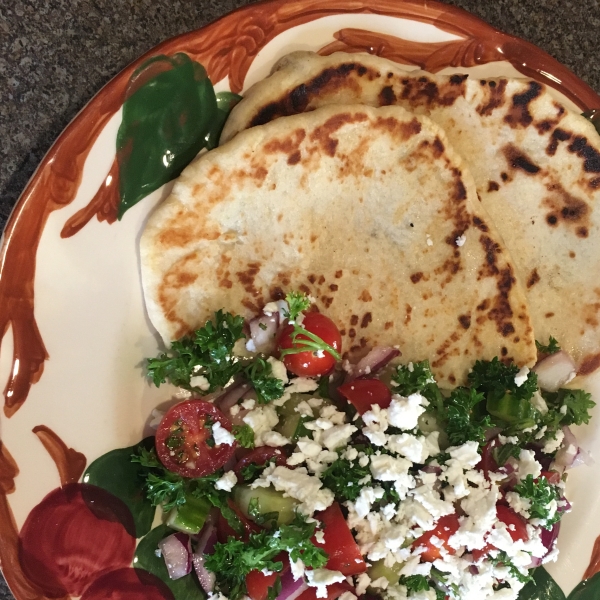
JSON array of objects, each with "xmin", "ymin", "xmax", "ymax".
[
  {"xmin": 141, "ymin": 104, "xmax": 535, "ymax": 386},
  {"xmin": 221, "ymin": 51, "xmax": 600, "ymax": 374}
]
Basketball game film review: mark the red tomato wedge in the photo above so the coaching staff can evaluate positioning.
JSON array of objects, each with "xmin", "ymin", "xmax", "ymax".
[
  {"xmin": 337, "ymin": 379, "xmax": 392, "ymax": 415},
  {"xmin": 277, "ymin": 313, "xmax": 342, "ymax": 377},
  {"xmin": 246, "ymin": 554, "xmax": 289, "ymax": 600},
  {"xmin": 413, "ymin": 513, "xmax": 460, "ymax": 562},
  {"xmin": 156, "ymin": 400, "xmax": 236, "ymax": 478},
  {"xmin": 234, "ymin": 447, "xmax": 287, "ymax": 482},
  {"xmin": 314, "ymin": 503, "xmax": 366, "ymax": 575},
  {"xmin": 297, "ymin": 582, "xmax": 354, "ymax": 600},
  {"xmin": 539, "ymin": 470, "xmax": 561, "ymax": 485}
]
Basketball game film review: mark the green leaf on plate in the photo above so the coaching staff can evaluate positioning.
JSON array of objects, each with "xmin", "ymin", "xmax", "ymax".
[
  {"xmin": 116, "ymin": 52, "xmax": 218, "ymax": 218},
  {"xmin": 567, "ymin": 571, "xmax": 600, "ymax": 600},
  {"xmin": 133, "ymin": 524, "xmax": 204, "ymax": 600},
  {"xmin": 83, "ymin": 437, "xmax": 156, "ymax": 537},
  {"xmin": 518, "ymin": 567, "xmax": 566, "ymax": 600},
  {"xmin": 205, "ymin": 91, "xmax": 242, "ymax": 150}
]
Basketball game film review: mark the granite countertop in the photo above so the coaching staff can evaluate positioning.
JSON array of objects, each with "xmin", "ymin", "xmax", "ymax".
[{"xmin": 1, "ymin": 0, "xmax": 600, "ymax": 598}]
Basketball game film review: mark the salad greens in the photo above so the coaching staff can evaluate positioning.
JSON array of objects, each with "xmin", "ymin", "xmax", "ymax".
[{"xmin": 514, "ymin": 474, "xmax": 562, "ymax": 528}]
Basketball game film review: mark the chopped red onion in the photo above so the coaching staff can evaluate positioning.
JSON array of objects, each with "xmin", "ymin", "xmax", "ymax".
[
  {"xmin": 346, "ymin": 346, "xmax": 400, "ymax": 380},
  {"xmin": 193, "ymin": 523, "xmax": 218, "ymax": 592},
  {"xmin": 553, "ymin": 426, "xmax": 580, "ymax": 470},
  {"xmin": 248, "ymin": 313, "xmax": 279, "ymax": 354},
  {"xmin": 158, "ymin": 532, "xmax": 192, "ymax": 580},
  {"xmin": 541, "ymin": 522, "xmax": 561, "ymax": 555},
  {"xmin": 533, "ymin": 351, "xmax": 576, "ymax": 392},
  {"xmin": 277, "ymin": 568, "xmax": 308, "ymax": 600},
  {"xmin": 215, "ymin": 382, "xmax": 250, "ymax": 413}
]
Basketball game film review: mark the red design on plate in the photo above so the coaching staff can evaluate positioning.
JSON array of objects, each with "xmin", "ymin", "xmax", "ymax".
[
  {"xmin": 18, "ymin": 484, "xmax": 136, "ymax": 597},
  {"xmin": 32, "ymin": 425, "xmax": 87, "ymax": 486},
  {"xmin": 79, "ymin": 568, "xmax": 174, "ymax": 600}
]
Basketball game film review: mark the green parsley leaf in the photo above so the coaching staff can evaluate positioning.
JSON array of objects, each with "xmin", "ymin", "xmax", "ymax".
[
  {"xmin": 285, "ymin": 291, "xmax": 311, "ymax": 321},
  {"xmin": 392, "ymin": 360, "xmax": 444, "ymax": 414},
  {"xmin": 535, "ymin": 336, "xmax": 561, "ymax": 355},
  {"xmin": 444, "ymin": 386, "xmax": 492, "ymax": 446},
  {"xmin": 131, "ymin": 447, "xmax": 242, "ymax": 532},
  {"xmin": 205, "ymin": 514, "xmax": 327, "ymax": 600},
  {"xmin": 493, "ymin": 443, "xmax": 522, "ymax": 466},
  {"xmin": 469, "ymin": 358, "xmax": 538, "ymax": 403},
  {"xmin": 399, "ymin": 575, "xmax": 432, "ymax": 593},
  {"xmin": 321, "ymin": 457, "xmax": 370, "ymax": 502},
  {"xmin": 513, "ymin": 474, "xmax": 561, "ymax": 529},
  {"xmin": 146, "ymin": 309, "xmax": 245, "ymax": 392},
  {"xmin": 489, "ymin": 551, "xmax": 532, "ymax": 584},
  {"xmin": 240, "ymin": 456, "xmax": 278, "ymax": 483},
  {"xmin": 244, "ymin": 358, "xmax": 284, "ymax": 404},
  {"xmin": 232, "ymin": 424, "xmax": 255, "ymax": 448},
  {"xmin": 544, "ymin": 388, "xmax": 596, "ymax": 427}
]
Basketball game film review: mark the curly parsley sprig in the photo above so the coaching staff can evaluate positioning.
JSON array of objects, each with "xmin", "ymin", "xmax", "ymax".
[
  {"xmin": 146, "ymin": 310, "xmax": 284, "ymax": 403},
  {"xmin": 204, "ymin": 514, "xmax": 328, "ymax": 600},
  {"xmin": 278, "ymin": 292, "xmax": 341, "ymax": 361}
]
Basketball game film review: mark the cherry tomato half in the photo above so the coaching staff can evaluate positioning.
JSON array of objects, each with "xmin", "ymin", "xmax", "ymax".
[
  {"xmin": 413, "ymin": 513, "xmax": 460, "ymax": 562},
  {"xmin": 337, "ymin": 379, "xmax": 392, "ymax": 415},
  {"xmin": 156, "ymin": 400, "xmax": 236, "ymax": 478},
  {"xmin": 233, "ymin": 447, "xmax": 287, "ymax": 482},
  {"xmin": 313, "ymin": 503, "xmax": 367, "ymax": 575},
  {"xmin": 277, "ymin": 313, "xmax": 342, "ymax": 377}
]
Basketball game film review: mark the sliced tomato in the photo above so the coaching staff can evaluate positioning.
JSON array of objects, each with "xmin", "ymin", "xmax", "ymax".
[
  {"xmin": 156, "ymin": 400, "xmax": 236, "ymax": 478},
  {"xmin": 313, "ymin": 503, "xmax": 366, "ymax": 575},
  {"xmin": 337, "ymin": 379, "xmax": 392, "ymax": 415},
  {"xmin": 246, "ymin": 554, "xmax": 288, "ymax": 600},
  {"xmin": 277, "ymin": 313, "xmax": 342, "ymax": 377},
  {"xmin": 297, "ymin": 581, "xmax": 354, "ymax": 600},
  {"xmin": 234, "ymin": 447, "xmax": 287, "ymax": 482},
  {"xmin": 472, "ymin": 504, "xmax": 528, "ymax": 561},
  {"xmin": 217, "ymin": 499, "xmax": 261, "ymax": 543},
  {"xmin": 412, "ymin": 513, "xmax": 460, "ymax": 562}
]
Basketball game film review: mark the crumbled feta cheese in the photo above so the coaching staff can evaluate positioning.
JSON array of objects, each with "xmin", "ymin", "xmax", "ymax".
[
  {"xmin": 252, "ymin": 466, "xmax": 334, "ymax": 515},
  {"xmin": 456, "ymin": 234, "xmax": 466, "ymax": 247},
  {"xmin": 305, "ymin": 568, "xmax": 345, "ymax": 598},
  {"xmin": 530, "ymin": 390, "xmax": 549, "ymax": 415},
  {"xmin": 214, "ymin": 470, "xmax": 237, "ymax": 492},
  {"xmin": 505, "ymin": 491, "xmax": 532, "ymax": 519},
  {"xmin": 242, "ymin": 398, "xmax": 256, "ymax": 410},
  {"xmin": 338, "ymin": 593, "xmax": 357, "ymax": 600},
  {"xmin": 514, "ymin": 449, "xmax": 542, "ymax": 481},
  {"xmin": 297, "ymin": 438, "xmax": 322, "ymax": 458},
  {"xmin": 514, "ymin": 366, "xmax": 530, "ymax": 387},
  {"xmin": 315, "ymin": 530, "xmax": 326, "ymax": 544},
  {"xmin": 387, "ymin": 433, "xmax": 432, "ymax": 463},
  {"xmin": 370, "ymin": 576, "xmax": 389, "ymax": 589},
  {"xmin": 290, "ymin": 558, "xmax": 306, "ymax": 581},
  {"xmin": 189, "ymin": 375, "xmax": 210, "ymax": 390},
  {"xmin": 261, "ymin": 431, "xmax": 291, "ymax": 447},
  {"xmin": 387, "ymin": 393, "xmax": 427, "ymax": 430},
  {"xmin": 263, "ymin": 302, "xmax": 279, "ymax": 315},
  {"xmin": 243, "ymin": 405, "xmax": 279, "ymax": 447},
  {"xmin": 295, "ymin": 400, "xmax": 313, "ymax": 417},
  {"xmin": 542, "ymin": 429, "xmax": 565, "ymax": 454},
  {"xmin": 245, "ymin": 338, "xmax": 257, "ymax": 353},
  {"xmin": 353, "ymin": 486, "xmax": 385, "ymax": 518},
  {"xmin": 308, "ymin": 397, "xmax": 324, "ymax": 408},
  {"xmin": 229, "ymin": 404, "xmax": 240, "ymax": 416},
  {"xmin": 268, "ymin": 356, "xmax": 289, "ymax": 383},
  {"xmin": 212, "ymin": 422, "xmax": 235, "ymax": 446},
  {"xmin": 359, "ymin": 454, "xmax": 370, "ymax": 468},
  {"xmin": 321, "ymin": 424, "xmax": 358, "ymax": 450},
  {"xmin": 344, "ymin": 447, "xmax": 359, "ymax": 461},
  {"xmin": 320, "ymin": 405, "xmax": 347, "ymax": 425},
  {"xmin": 355, "ymin": 573, "xmax": 371, "ymax": 596}
]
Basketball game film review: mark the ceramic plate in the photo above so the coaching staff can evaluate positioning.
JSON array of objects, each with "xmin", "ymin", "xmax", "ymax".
[{"xmin": 1, "ymin": 1, "xmax": 600, "ymax": 599}]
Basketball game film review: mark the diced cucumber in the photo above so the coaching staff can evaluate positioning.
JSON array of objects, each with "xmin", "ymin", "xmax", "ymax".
[
  {"xmin": 276, "ymin": 393, "xmax": 333, "ymax": 441},
  {"xmin": 166, "ymin": 494, "xmax": 211, "ymax": 534},
  {"xmin": 233, "ymin": 484, "xmax": 298, "ymax": 525},
  {"xmin": 367, "ymin": 559, "xmax": 404, "ymax": 586}
]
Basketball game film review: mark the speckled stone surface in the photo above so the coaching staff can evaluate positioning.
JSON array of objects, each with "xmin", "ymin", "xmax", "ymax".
[{"xmin": 1, "ymin": 0, "xmax": 600, "ymax": 597}]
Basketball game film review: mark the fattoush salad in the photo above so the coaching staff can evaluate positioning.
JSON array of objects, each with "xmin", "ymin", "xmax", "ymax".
[{"xmin": 133, "ymin": 292, "xmax": 595, "ymax": 600}]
